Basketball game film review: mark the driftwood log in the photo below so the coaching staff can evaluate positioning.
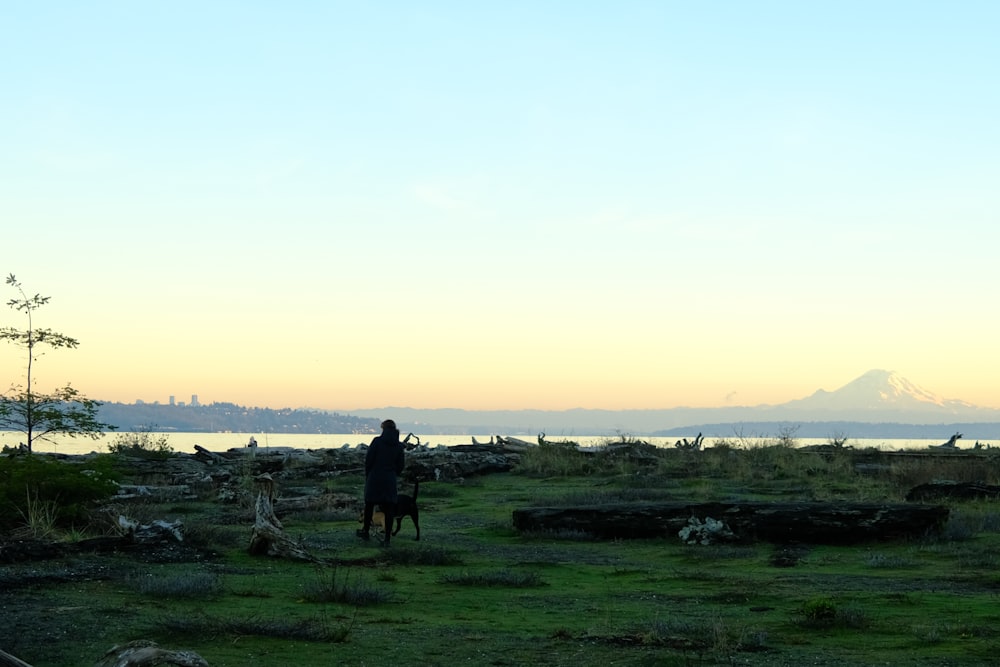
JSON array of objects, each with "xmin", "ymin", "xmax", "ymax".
[
  {"xmin": 0, "ymin": 648, "xmax": 33, "ymax": 667},
  {"xmin": 512, "ymin": 501, "xmax": 950, "ymax": 544},
  {"xmin": 94, "ymin": 640, "xmax": 209, "ymax": 667},
  {"xmin": 0, "ymin": 641, "xmax": 210, "ymax": 667}
]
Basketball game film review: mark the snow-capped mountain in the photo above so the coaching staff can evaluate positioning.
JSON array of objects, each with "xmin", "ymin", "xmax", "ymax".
[
  {"xmin": 778, "ymin": 369, "xmax": 980, "ymax": 415},
  {"xmin": 351, "ymin": 369, "xmax": 999, "ymax": 434}
]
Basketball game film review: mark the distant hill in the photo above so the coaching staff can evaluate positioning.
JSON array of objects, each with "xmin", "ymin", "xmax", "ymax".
[
  {"xmin": 651, "ymin": 421, "xmax": 1000, "ymax": 441},
  {"xmin": 94, "ymin": 370, "xmax": 1000, "ymax": 439},
  {"xmin": 96, "ymin": 401, "xmax": 380, "ymax": 435},
  {"xmin": 346, "ymin": 370, "xmax": 1000, "ymax": 437}
]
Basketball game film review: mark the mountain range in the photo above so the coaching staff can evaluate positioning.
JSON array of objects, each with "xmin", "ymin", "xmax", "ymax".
[{"xmin": 348, "ymin": 370, "xmax": 1000, "ymax": 437}]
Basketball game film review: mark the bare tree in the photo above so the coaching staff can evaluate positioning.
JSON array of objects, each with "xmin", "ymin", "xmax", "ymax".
[{"xmin": 0, "ymin": 274, "xmax": 114, "ymax": 452}]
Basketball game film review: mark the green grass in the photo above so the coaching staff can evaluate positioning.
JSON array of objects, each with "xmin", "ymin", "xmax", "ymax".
[{"xmin": 4, "ymin": 445, "xmax": 1000, "ymax": 665}]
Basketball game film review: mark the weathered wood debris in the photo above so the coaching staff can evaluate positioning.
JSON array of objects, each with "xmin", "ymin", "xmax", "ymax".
[
  {"xmin": 97, "ymin": 442, "xmax": 521, "ymax": 497},
  {"xmin": 0, "ymin": 648, "xmax": 33, "ymax": 667},
  {"xmin": 0, "ymin": 641, "xmax": 209, "ymax": 667},
  {"xmin": 512, "ymin": 501, "xmax": 950, "ymax": 544},
  {"xmin": 93, "ymin": 640, "xmax": 209, "ymax": 667}
]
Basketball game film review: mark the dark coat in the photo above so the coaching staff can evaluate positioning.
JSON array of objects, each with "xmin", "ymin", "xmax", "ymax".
[{"xmin": 364, "ymin": 429, "xmax": 405, "ymax": 504}]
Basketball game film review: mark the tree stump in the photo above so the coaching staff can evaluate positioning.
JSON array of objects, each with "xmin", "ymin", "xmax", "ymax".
[
  {"xmin": 248, "ymin": 473, "xmax": 316, "ymax": 561},
  {"xmin": 511, "ymin": 501, "xmax": 950, "ymax": 544}
]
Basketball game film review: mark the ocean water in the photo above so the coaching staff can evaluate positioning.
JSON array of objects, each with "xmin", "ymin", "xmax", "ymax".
[{"xmin": 3, "ymin": 430, "xmax": 994, "ymax": 456}]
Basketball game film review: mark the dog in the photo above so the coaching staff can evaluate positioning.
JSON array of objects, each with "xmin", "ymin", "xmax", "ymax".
[
  {"xmin": 391, "ymin": 481, "xmax": 420, "ymax": 541},
  {"xmin": 357, "ymin": 481, "xmax": 420, "ymax": 541}
]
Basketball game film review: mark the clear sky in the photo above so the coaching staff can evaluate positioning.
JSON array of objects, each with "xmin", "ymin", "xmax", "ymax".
[{"xmin": 2, "ymin": 2, "xmax": 998, "ymax": 412}]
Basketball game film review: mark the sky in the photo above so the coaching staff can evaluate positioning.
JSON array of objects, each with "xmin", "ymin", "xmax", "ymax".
[{"xmin": 2, "ymin": 2, "xmax": 999, "ymax": 412}]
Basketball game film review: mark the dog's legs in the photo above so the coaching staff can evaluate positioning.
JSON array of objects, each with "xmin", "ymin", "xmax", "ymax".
[
  {"xmin": 357, "ymin": 502, "xmax": 375, "ymax": 540},
  {"xmin": 412, "ymin": 482, "xmax": 420, "ymax": 541},
  {"xmin": 381, "ymin": 502, "xmax": 396, "ymax": 546}
]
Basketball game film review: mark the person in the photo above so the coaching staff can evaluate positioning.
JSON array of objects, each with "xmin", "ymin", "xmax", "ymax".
[{"xmin": 356, "ymin": 419, "xmax": 405, "ymax": 545}]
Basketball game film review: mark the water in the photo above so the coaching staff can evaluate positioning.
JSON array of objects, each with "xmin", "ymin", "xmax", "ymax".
[{"xmin": 3, "ymin": 431, "xmax": 994, "ymax": 456}]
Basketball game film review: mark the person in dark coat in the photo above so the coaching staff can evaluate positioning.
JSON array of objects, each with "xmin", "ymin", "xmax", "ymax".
[{"xmin": 356, "ymin": 419, "xmax": 405, "ymax": 544}]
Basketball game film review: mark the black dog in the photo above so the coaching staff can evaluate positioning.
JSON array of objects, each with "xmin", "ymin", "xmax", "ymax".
[{"xmin": 388, "ymin": 481, "xmax": 420, "ymax": 541}]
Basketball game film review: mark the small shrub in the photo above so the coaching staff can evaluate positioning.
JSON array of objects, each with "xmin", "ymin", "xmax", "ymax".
[
  {"xmin": 911, "ymin": 623, "xmax": 944, "ymax": 644},
  {"xmin": 639, "ymin": 617, "xmax": 715, "ymax": 650},
  {"xmin": 380, "ymin": 544, "xmax": 462, "ymax": 566},
  {"xmin": 0, "ymin": 455, "xmax": 118, "ymax": 531},
  {"xmin": 157, "ymin": 611, "xmax": 350, "ymax": 642},
  {"xmin": 130, "ymin": 571, "xmax": 224, "ymax": 598},
  {"xmin": 515, "ymin": 442, "xmax": 597, "ymax": 477},
  {"xmin": 890, "ymin": 456, "xmax": 1000, "ymax": 494},
  {"xmin": 682, "ymin": 545, "xmax": 758, "ymax": 561},
  {"xmin": 937, "ymin": 511, "xmax": 980, "ymax": 542},
  {"xmin": 864, "ymin": 551, "xmax": 916, "ymax": 568},
  {"xmin": 737, "ymin": 628, "xmax": 770, "ymax": 653},
  {"xmin": 550, "ymin": 487, "xmax": 674, "ymax": 506},
  {"xmin": 301, "ymin": 565, "xmax": 393, "ymax": 606},
  {"xmin": 439, "ymin": 568, "xmax": 545, "ymax": 588},
  {"xmin": 107, "ymin": 426, "xmax": 173, "ymax": 459},
  {"xmin": 774, "ymin": 425, "xmax": 800, "ymax": 448},
  {"xmin": 416, "ymin": 483, "xmax": 457, "ymax": 498},
  {"xmin": 834, "ymin": 604, "xmax": 873, "ymax": 629},
  {"xmin": 18, "ymin": 488, "xmax": 59, "ymax": 538},
  {"xmin": 520, "ymin": 528, "xmax": 597, "ymax": 541},
  {"xmin": 796, "ymin": 597, "xmax": 871, "ymax": 629},
  {"xmin": 798, "ymin": 597, "xmax": 837, "ymax": 625},
  {"xmin": 827, "ymin": 431, "xmax": 850, "ymax": 448},
  {"xmin": 231, "ymin": 585, "xmax": 272, "ymax": 598}
]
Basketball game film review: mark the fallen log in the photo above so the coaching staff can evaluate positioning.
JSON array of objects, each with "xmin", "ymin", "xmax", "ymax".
[
  {"xmin": 495, "ymin": 435, "xmax": 535, "ymax": 451},
  {"xmin": 193, "ymin": 444, "xmax": 228, "ymax": 463},
  {"xmin": 512, "ymin": 501, "xmax": 950, "ymax": 544}
]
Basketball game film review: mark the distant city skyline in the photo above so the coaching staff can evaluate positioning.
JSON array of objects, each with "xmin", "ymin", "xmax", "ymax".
[
  {"xmin": 3, "ymin": 4, "xmax": 998, "ymax": 412},
  {"xmin": 134, "ymin": 395, "xmax": 201, "ymax": 407}
]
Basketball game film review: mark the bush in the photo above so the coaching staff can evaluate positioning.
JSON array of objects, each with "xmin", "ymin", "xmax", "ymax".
[
  {"xmin": 439, "ymin": 568, "xmax": 545, "ymax": 588},
  {"xmin": 130, "ymin": 571, "xmax": 224, "ymax": 598},
  {"xmin": 300, "ymin": 565, "xmax": 393, "ymax": 606},
  {"xmin": 0, "ymin": 455, "xmax": 118, "ymax": 531},
  {"xmin": 515, "ymin": 441, "xmax": 596, "ymax": 477},
  {"xmin": 380, "ymin": 544, "xmax": 462, "ymax": 566},
  {"xmin": 108, "ymin": 427, "xmax": 173, "ymax": 459},
  {"xmin": 157, "ymin": 612, "xmax": 349, "ymax": 642},
  {"xmin": 796, "ymin": 596, "xmax": 871, "ymax": 629},
  {"xmin": 798, "ymin": 597, "xmax": 837, "ymax": 625}
]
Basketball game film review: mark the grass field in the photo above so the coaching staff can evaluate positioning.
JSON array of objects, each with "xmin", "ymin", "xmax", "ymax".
[{"xmin": 3, "ymin": 440, "xmax": 1000, "ymax": 666}]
